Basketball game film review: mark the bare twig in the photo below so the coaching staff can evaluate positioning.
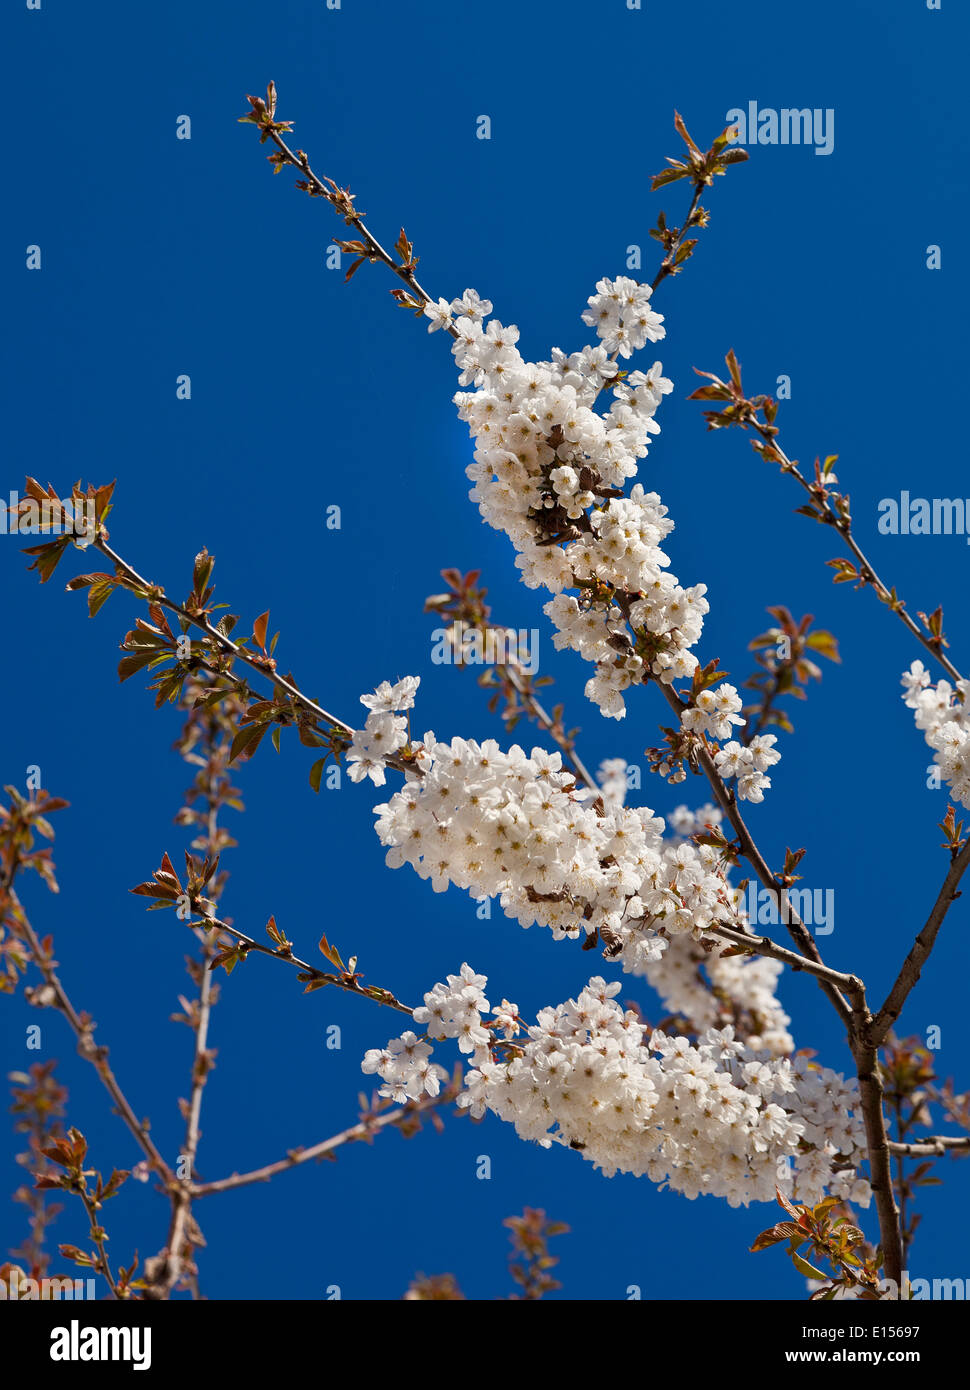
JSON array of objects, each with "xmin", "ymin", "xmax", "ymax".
[
  {"xmin": 706, "ymin": 923, "xmax": 861, "ymax": 997},
  {"xmin": 871, "ymin": 836, "xmax": 970, "ymax": 1047},
  {"xmin": 78, "ymin": 1187, "xmax": 122, "ymax": 1300},
  {"xmin": 191, "ymin": 1088, "xmax": 454, "ymax": 1197}
]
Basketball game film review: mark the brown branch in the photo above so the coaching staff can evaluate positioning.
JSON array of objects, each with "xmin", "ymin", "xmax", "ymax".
[
  {"xmin": 706, "ymin": 923, "xmax": 862, "ymax": 996},
  {"xmin": 656, "ymin": 680, "xmax": 853, "ymax": 1030},
  {"xmin": 847, "ymin": 988, "xmax": 903, "ymax": 1291},
  {"xmin": 77, "ymin": 1187, "xmax": 122, "ymax": 1300},
  {"xmin": 156, "ymin": 696, "xmax": 234, "ymax": 1298},
  {"xmin": 195, "ymin": 912, "xmax": 415, "ymax": 1017},
  {"xmin": 95, "ymin": 537, "xmax": 355, "ymax": 739},
  {"xmin": 190, "ymin": 1088, "xmax": 453, "ymax": 1197},
  {"xmin": 871, "ymin": 835, "xmax": 970, "ymax": 1047},
  {"xmin": 256, "ymin": 116, "xmax": 455, "ymax": 334}
]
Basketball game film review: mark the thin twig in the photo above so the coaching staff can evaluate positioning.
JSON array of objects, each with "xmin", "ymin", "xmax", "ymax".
[
  {"xmin": 78, "ymin": 1188, "xmax": 122, "ymax": 1299},
  {"xmin": 753, "ymin": 426, "xmax": 963, "ymax": 684},
  {"xmin": 196, "ymin": 912, "xmax": 415, "ymax": 1017},
  {"xmin": 706, "ymin": 923, "xmax": 862, "ymax": 996},
  {"xmin": 157, "ymin": 714, "xmax": 227, "ymax": 1298},
  {"xmin": 656, "ymin": 680, "xmax": 853, "ymax": 1030},
  {"xmin": 95, "ymin": 538, "xmax": 356, "ymax": 739},
  {"xmin": 191, "ymin": 1089, "xmax": 452, "ymax": 1197}
]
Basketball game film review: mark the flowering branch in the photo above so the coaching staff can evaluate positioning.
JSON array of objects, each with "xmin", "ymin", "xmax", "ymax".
[{"xmin": 241, "ymin": 86, "xmax": 742, "ymax": 337}]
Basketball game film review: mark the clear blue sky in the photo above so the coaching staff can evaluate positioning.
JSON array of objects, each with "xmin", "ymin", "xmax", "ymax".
[{"xmin": 3, "ymin": 0, "xmax": 968, "ymax": 1299}]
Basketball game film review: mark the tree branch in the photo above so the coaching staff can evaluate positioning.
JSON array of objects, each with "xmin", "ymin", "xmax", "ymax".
[
  {"xmin": 706, "ymin": 923, "xmax": 862, "ymax": 996},
  {"xmin": 848, "ymin": 986, "xmax": 903, "ymax": 1290},
  {"xmin": 194, "ymin": 912, "xmax": 415, "ymax": 1017},
  {"xmin": 871, "ymin": 835, "xmax": 970, "ymax": 1047},
  {"xmin": 887, "ymin": 1135, "xmax": 970, "ymax": 1157},
  {"xmin": 656, "ymin": 680, "xmax": 853, "ymax": 1030},
  {"xmin": 748, "ymin": 421, "xmax": 963, "ymax": 683},
  {"xmin": 190, "ymin": 1087, "xmax": 455, "ymax": 1197}
]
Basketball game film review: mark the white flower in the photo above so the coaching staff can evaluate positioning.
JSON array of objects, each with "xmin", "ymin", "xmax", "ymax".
[
  {"xmin": 450, "ymin": 288, "xmax": 493, "ymax": 321},
  {"xmin": 424, "ymin": 297, "xmax": 454, "ymax": 333},
  {"xmin": 360, "ymin": 676, "xmax": 420, "ymax": 713}
]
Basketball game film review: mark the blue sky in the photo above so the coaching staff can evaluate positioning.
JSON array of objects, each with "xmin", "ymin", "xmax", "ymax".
[{"xmin": 3, "ymin": 0, "xmax": 968, "ymax": 1299}]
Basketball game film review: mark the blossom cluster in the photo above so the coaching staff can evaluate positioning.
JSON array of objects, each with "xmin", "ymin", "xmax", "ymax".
[
  {"xmin": 593, "ymin": 773, "xmax": 791, "ymax": 1050},
  {"xmin": 901, "ymin": 660, "xmax": 970, "ymax": 807},
  {"xmin": 712, "ymin": 734, "xmax": 781, "ymax": 804},
  {"xmin": 425, "ymin": 281, "xmax": 723, "ymax": 722},
  {"xmin": 347, "ymin": 676, "xmax": 420, "ymax": 786},
  {"xmin": 422, "ymin": 279, "xmax": 782, "ymax": 795},
  {"xmin": 371, "ymin": 732, "xmax": 750, "ymax": 975},
  {"xmin": 602, "ymin": 781, "xmax": 793, "ymax": 1052},
  {"xmin": 363, "ymin": 971, "xmax": 870, "ymax": 1210}
]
